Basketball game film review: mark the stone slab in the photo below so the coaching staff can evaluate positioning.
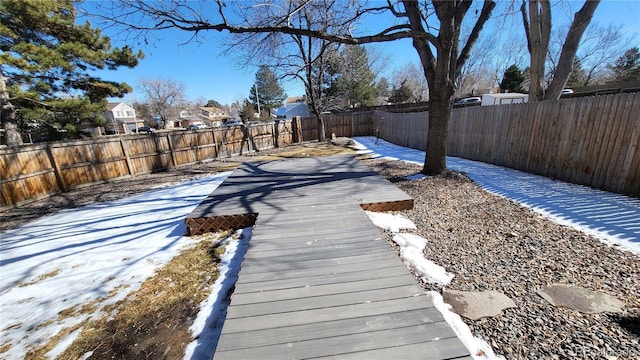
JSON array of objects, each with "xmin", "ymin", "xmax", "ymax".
[
  {"xmin": 442, "ymin": 289, "xmax": 517, "ymax": 320},
  {"xmin": 536, "ymin": 284, "xmax": 624, "ymax": 314}
]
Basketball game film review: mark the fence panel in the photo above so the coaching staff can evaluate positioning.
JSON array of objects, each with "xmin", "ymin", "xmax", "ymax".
[
  {"xmin": 0, "ymin": 145, "xmax": 59, "ymax": 207},
  {"xmin": 444, "ymin": 93, "xmax": 640, "ymax": 196},
  {"xmin": 1, "ymin": 120, "xmax": 294, "ymax": 209},
  {"xmin": 371, "ymin": 93, "xmax": 638, "ymax": 195}
]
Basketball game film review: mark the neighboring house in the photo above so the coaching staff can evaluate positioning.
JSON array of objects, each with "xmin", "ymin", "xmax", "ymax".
[
  {"xmin": 176, "ymin": 108, "xmax": 204, "ymax": 128},
  {"xmin": 104, "ymin": 102, "xmax": 142, "ymax": 134},
  {"xmin": 375, "ymin": 96, "xmax": 390, "ymax": 106},
  {"xmin": 198, "ymin": 106, "xmax": 231, "ymax": 127},
  {"xmin": 275, "ymin": 96, "xmax": 310, "ymax": 119}
]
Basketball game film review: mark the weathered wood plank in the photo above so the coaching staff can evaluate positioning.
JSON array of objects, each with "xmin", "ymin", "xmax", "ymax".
[
  {"xmin": 245, "ymin": 232, "xmax": 386, "ymax": 251},
  {"xmin": 221, "ymin": 295, "xmax": 434, "ymax": 334},
  {"xmin": 215, "ymin": 322, "xmax": 461, "ymax": 360},
  {"xmin": 227, "ymin": 284, "xmax": 426, "ymax": 318},
  {"xmin": 231, "ymin": 274, "xmax": 418, "ymax": 304},
  {"xmin": 235, "ymin": 260, "xmax": 405, "ymax": 286},
  {"xmin": 311, "ymin": 337, "xmax": 473, "ymax": 360},
  {"xmin": 237, "ymin": 251, "xmax": 396, "ymax": 274},
  {"xmin": 216, "ymin": 307, "xmax": 448, "ymax": 351}
]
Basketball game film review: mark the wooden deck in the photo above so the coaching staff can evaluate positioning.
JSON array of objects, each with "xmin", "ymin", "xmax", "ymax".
[{"xmin": 186, "ymin": 155, "xmax": 471, "ymax": 359}]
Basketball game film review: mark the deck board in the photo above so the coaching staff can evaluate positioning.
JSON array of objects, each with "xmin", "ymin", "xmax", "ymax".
[{"xmin": 186, "ymin": 155, "xmax": 469, "ymax": 359}]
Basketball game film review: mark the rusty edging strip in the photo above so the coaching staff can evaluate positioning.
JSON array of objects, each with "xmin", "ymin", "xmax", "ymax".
[
  {"xmin": 185, "ymin": 213, "xmax": 258, "ymax": 236},
  {"xmin": 360, "ymin": 199, "xmax": 414, "ymax": 212}
]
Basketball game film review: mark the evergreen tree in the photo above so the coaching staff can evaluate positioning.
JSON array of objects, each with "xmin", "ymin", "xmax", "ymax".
[
  {"xmin": 566, "ymin": 57, "xmax": 587, "ymax": 87},
  {"xmin": 609, "ymin": 47, "xmax": 640, "ymax": 83},
  {"xmin": 0, "ymin": 0, "xmax": 142, "ymax": 143},
  {"xmin": 500, "ymin": 64, "xmax": 526, "ymax": 93},
  {"xmin": 238, "ymin": 99, "xmax": 255, "ymax": 121},
  {"xmin": 324, "ymin": 45, "xmax": 376, "ymax": 108},
  {"xmin": 388, "ymin": 81, "xmax": 413, "ymax": 104},
  {"xmin": 248, "ymin": 65, "xmax": 286, "ymax": 118},
  {"xmin": 376, "ymin": 77, "xmax": 390, "ymax": 98},
  {"xmin": 206, "ymin": 99, "xmax": 223, "ymax": 108}
]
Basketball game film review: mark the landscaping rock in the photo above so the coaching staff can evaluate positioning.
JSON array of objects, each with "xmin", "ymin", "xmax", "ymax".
[
  {"xmin": 330, "ymin": 137, "xmax": 354, "ymax": 147},
  {"xmin": 442, "ymin": 289, "xmax": 517, "ymax": 320},
  {"xmin": 537, "ymin": 284, "xmax": 624, "ymax": 314}
]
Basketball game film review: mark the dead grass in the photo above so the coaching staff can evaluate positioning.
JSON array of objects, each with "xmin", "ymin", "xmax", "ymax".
[
  {"xmin": 18, "ymin": 269, "xmax": 61, "ymax": 287},
  {"xmin": 26, "ymin": 231, "xmax": 230, "ymax": 360},
  {"xmin": 246, "ymin": 141, "xmax": 357, "ymax": 162}
]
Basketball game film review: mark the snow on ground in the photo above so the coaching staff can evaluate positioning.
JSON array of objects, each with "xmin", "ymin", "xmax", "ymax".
[
  {"xmin": 353, "ymin": 136, "xmax": 640, "ymax": 256},
  {"xmin": 184, "ymin": 227, "xmax": 251, "ymax": 360},
  {"xmin": 0, "ymin": 173, "xmax": 230, "ymax": 359},
  {"xmin": 429, "ymin": 291, "xmax": 504, "ymax": 360},
  {"xmin": 366, "ymin": 211, "xmax": 453, "ymax": 286}
]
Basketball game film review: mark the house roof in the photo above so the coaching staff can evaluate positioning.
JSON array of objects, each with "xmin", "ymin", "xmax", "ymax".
[
  {"xmin": 276, "ymin": 102, "xmax": 310, "ymax": 118},
  {"xmin": 106, "ymin": 102, "xmax": 122, "ymax": 110},
  {"xmin": 199, "ymin": 106, "xmax": 224, "ymax": 113},
  {"xmin": 285, "ymin": 96, "xmax": 306, "ymax": 104}
]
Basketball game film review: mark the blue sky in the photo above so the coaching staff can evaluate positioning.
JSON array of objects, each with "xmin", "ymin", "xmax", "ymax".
[{"xmin": 90, "ymin": 1, "xmax": 640, "ymax": 106}]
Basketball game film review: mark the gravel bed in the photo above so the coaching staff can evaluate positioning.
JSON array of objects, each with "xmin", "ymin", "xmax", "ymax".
[
  {"xmin": 363, "ymin": 158, "xmax": 639, "ymax": 359},
  {"xmin": 2, "ymin": 145, "xmax": 638, "ymax": 359}
]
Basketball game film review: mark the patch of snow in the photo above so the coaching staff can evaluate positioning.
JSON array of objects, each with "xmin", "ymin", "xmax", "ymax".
[
  {"xmin": 393, "ymin": 233, "xmax": 454, "ymax": 286},
  {"xmin": 365, "ymin": 211, "xmax": 416, "ymax": 233},
  {"xmin": 364, "ymin": 212, "xmax": 453, "ymax": 286},
  {"xmin": 0, "ymin": 172, "xmax": 231, "ymax": 359},
  {"xmin": 184, "ymin": 227, "xmax": 252, "ymax": 360}
]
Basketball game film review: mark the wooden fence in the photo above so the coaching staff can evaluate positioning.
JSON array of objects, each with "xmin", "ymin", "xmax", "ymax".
[
  {"xmin": 374, "ymin": 92, "xmax": 640, "ymax": 196},
  {"xmin": 298, "ymin": 111, "xmax": 374, "ymax": 141},
  {"xmin": 2, "ymin": 93, "xmax": 638, "ymax": 209},
  {"xmin": 0, "ymin": 120, "xmax": 294, "ymax": 209}
]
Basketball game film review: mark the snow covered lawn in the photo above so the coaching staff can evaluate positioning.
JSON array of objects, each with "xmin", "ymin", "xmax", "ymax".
[{"xmin": 1, "ymin": 173, "xmax": 230, "ymax": 359}]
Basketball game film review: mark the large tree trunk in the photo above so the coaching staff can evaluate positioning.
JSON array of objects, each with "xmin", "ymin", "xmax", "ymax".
[
  {"xmin": 423, "ymin": 95, "xmax": 452, "ymax": 175},
  {"xmin": 545, "ymin": 0, "xmax": 600, "ymax": 100},
  {"xmin": 400, "ymin": 0, "xmax": 493, "ymax": 175},
  {"xmin": 305, "ymin": 91, "xmax": 326, "ymax": 142},
  {"xmin": 522, "ymin": 0, "xmax": 551, "ymax": 101},
  {"xmin": 317, "ymin": 115, "xmax": 326, "ymax": 142},
  {"xmin": 1, "ymin": 72, "xmax": 23, "ymax": 146}
]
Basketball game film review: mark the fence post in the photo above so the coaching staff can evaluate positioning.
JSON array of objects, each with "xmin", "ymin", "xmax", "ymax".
[
  {"xmin": 211, "ymin": 128, "xmax": 220, "ymax": 160},
  {"xmin": 292, "ymin": 116, "xmax": 302, "ymax": 143},
  {"xmin": 46, "ymin": 144, "xmax": 67, "ymax": 191},
  {"xmin": 165, "ymin": 133, "xmax": 178, "ymax": 168},
  {"xmin": 274, "ymin": 121, "xmax": 280, "ymax": 148},
  {"xmin": 119, "ymin": 137, "xmax": 135, "ymax": 176},
  {"xmin": 351, "ymin": 114, "xmax": 355, "ymax": 137}
]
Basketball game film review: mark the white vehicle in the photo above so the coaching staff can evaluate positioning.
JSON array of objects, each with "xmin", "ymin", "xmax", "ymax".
[
  {"xmin": 186, "ymin": 123, "xmax": 207, "ymax": 130},
  {"xmin": 456, "ymin": 97, "xmax": 482, "ymax": 105},
  {"xmin": 223, "ymin": 120, "xmax": 244, "ymax": 127}
]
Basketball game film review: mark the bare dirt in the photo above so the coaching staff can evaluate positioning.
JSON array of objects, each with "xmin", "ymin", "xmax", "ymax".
[{"xmin": 2, "ymin": 140, "xmax": 639, "ymax": 359}]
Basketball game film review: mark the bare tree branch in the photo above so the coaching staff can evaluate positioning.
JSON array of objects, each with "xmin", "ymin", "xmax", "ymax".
[
  {"xmin": 545, "ymin": 0, "xmax": 599, "ymax": 99},
  {"xmin": 456, "ymin": 0, "xmax": 497, "ymax": 79}
]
